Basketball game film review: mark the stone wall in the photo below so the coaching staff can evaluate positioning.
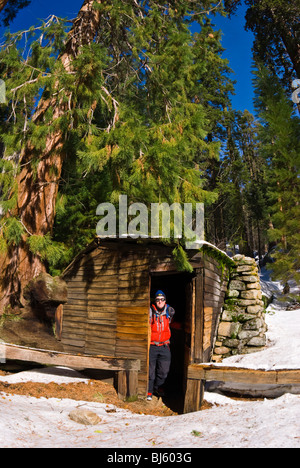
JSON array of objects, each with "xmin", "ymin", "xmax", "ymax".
[{"xmin": 212, "ymin": 254, "xmax": 267, "ymax": 362}]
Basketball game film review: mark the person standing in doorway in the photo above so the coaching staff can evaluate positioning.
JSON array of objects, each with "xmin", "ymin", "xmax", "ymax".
[{"xmin": 147, "ymin": 290, "xmax": 175, "ymax": 401}]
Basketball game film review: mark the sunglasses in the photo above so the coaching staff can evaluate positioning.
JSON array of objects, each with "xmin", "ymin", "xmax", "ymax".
[{"xmin": 155, "ymin": 298, "xmax": 165, "ymax": 302}]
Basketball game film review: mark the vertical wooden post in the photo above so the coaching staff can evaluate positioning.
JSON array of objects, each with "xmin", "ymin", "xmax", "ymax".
[
  {"xmin": 55, "ymin": 304, "xmax": 63, "ymax": 340},
  {"xmin": 183, "ymin": 268, "xmax": 205, "ymax": 413},
  {"xmin": 128, "ymin": 370, "xmax": 138, "ymax": 397},
  {"xmin": 194, "ymin": 269, "xmax": 204, "ymax": 363},
  {"xmin": 117, "ymin": 370, "xmax": 127, "ymax": 399},
  {"xmin": 183, "ymin": 378, "xmax": 205, "ymax": 413},
  {"xmin": 117, "ymin": 370, "xmax": 139, "ymax": 399}
]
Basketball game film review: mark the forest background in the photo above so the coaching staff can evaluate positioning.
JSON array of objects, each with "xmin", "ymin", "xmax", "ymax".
[{"xmin": 0, "ymin": 0, "xmax": 299, "ymax": 310}]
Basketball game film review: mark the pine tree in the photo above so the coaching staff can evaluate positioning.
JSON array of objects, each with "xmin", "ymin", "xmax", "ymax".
[
  {"xmin": 238, "ymin": 110, "xmax": 269, "ymax": 260},
  {"xmin": 51, "ymin": 4, "xmax": 234, "ymax": 271},
  {"xmin": 254, "ymin": 65, "xmax": 300, "ymax": 284},
  {"xmin": 224, "ymin": 0, "xmax": 300, "ymax": 82},
  {"xmin": 0, "ymin": 0, "xmax": 30, "ymax": 26},
  {"xmin": 209, "ymin": 108, "xmax": 269, "ymax": 258},
  {"xmin": 0, "ymin": 1, "xmax": 232, "ymax": 308},
  {"xmin": 214, "ymin": 110, "xmax": 253, "ymax": 255},
  {"xmin": 0, "ymin": 2, "xmax": 106, "ymax": 307},
  {"xmin": 191, "ymin": 19, "xmax": 235, "ymax": 250}
]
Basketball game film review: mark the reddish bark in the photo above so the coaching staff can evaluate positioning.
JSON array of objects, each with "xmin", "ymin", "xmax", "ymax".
[
  {"xmin": 0, "ymin": 0, "xmax": 9, "ymax": 12},
  {"xmin": 0, "ymin": 0, "xmax": 103, "ymax": 309}
]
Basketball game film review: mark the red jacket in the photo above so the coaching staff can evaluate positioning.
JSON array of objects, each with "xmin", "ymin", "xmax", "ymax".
[{"xmin": 150, "ymin": 304, "xmax": 175, "ymax": 346}]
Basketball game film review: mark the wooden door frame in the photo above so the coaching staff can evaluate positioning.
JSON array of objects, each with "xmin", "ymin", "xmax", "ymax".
[
  {"xmin": 190, "ymin": 268, "xmax": 204, "ymax": 363},
  {"xmin": 183, "ymin": 267, "xmax": 205, "ymax": 413},
  {"xmin": 149, "ymin": 269, "xmax": 196, "ymax": 399}
]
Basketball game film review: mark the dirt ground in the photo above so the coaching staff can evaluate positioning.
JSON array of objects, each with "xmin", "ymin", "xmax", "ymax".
[
  {"xmin": 0, "ymin": 369, "xmax": 213, "ymax": 417},
  {"xmin": 0, "ymin": 308, "xmax": 213, "ymax": 417},
  {"xmin": 0, "ymin": 307, "xmax": 64, "ymax": 352}
]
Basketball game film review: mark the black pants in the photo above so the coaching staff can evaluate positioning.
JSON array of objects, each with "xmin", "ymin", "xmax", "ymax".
[{"xmin": 148, "ymin": 344, "xmax": 171, "ymax": 394}]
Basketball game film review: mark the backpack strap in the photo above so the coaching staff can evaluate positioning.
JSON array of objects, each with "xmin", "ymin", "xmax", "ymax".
[{"xmin": 150, "ymin": 303, "xmax": 170, "ymax": 318}]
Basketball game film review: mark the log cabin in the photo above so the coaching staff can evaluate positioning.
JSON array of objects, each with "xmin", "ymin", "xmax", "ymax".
[{"xmin": 59, "ymin": 238, "xmax": 231, "ymax": 411}]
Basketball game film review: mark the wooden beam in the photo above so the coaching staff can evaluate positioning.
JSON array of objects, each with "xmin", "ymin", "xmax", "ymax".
[
  {"xmin": 2, "ymin": 343, "xmax": 140, "ymax": 372},
  {"xmin": 183, "ymin": 363, "xmax": 300, "ymax": 413},
  {"xmin": 187, "ymin": 364, "xmax": 300, "ymax": 385}
]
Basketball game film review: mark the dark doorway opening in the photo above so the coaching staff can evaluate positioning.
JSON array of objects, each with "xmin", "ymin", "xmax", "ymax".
[{"xmin": 150, "ymin": 271, "xmax": 195, "ymax": 413}]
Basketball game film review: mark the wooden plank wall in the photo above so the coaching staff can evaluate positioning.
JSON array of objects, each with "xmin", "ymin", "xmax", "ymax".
[
  {"xmin": 62, "ymin": 243, "xmax": 151, "ymax": 395},
  {"xmin": 202, "ymin": 256, "xmax": 228, "ymax": 361},
  {"xmin": 85, "ymin": 247, "xmax": 120, "ymax": 356},
  {"xmin": 62, "ymin": 242, "xmax": 230, "ymax": 399},
  {"xmin": 61, "ymin": 245, "xmax": 120, "ymax": 355},
  {"xmin": 116, "ymin": 248, "xmax": 150, "ymax": 395},
  {"xmin": 61, "ymin": 268, "xmax": 88, "ymax": 354}
]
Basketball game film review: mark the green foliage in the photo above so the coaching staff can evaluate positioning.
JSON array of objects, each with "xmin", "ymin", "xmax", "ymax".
[
  {"xmin": 254, "ymin": 65, "xmax": 300, "ymax": 283},
  {"xmin": 0, "ymin": 0, "xmax": 31, "ymax": 27},
  {"xmin": 26, "ymin": 234, "xmax": 71, "ymax": 276},
  {"xmin": 200, "ymin": 243, "xmax": 235, "ymax": 272},
  {"xmin": 207, "ymin": 108, "xmax": 269, "ymax": 257},
  {"xmin": 224, "ymin": 0, "xmax": 300, "ymax": 83},
  {"xmin": 191, "ymin": 430, "xmax": 203, "ymax": 437},
  {"xmin": 172, "ymin": 244, "xmax": 194, "ymax": 273},
  {"xmin": 0, "ymin": 1, "xmax": 234, "ymax": 277},
  {"xmin": 0, "ymin": 311, "xmax": 23, "ymax": 328},
  {"xmin": 51, "ymin": 2, "xmax": 233, "ymax": 270},
  {"xmin": 3, "ymin": 217, "xmax": 24, "ymax": 245}
]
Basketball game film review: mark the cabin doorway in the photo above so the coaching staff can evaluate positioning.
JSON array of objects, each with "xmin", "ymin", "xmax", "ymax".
[{"xmin": 150, "ymin": 271, "xmax": 195, "ymax": 412}]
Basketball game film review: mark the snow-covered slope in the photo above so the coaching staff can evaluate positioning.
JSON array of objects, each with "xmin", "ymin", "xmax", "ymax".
[{"xmin": 0, "ymin": 303, "xmax": 299, "ymax": 448}]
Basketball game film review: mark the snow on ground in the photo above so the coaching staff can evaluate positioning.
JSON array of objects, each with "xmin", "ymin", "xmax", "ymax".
[
  {"xmin": 206, "ymin": 306, "xmax": 300, "ymax": 400},
  {"xmin": 220, "ymin": 306, "xmax": 300, "ymax": 370},
  {"xmin": 1, "ymin": 271, "xmax": 300, "ymax": 448},
  {"xmin": 0, "ymin": 389, "xmax": 299, "ymax": 448}
]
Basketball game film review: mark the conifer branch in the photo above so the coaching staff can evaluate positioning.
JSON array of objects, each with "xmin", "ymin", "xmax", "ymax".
[
  {"xmin": 19, "ymin": 218, "xmax": 33, "ymax": 236},
  {"xmin": 188, "ymin": 1, "xmax": 223, "ymax": 16},
  {"xmin": 101, "ymin": 86, "xmax": 120, "ymax": 130},
  {"xmin": 10, "ymin": 77, "xmax": 39, "ymax": 93}
]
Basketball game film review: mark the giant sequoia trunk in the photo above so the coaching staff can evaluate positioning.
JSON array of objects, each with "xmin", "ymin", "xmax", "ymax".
[
  {"xmin": 0, "ymin": 0, "xmax": 9, "ymax": 12},
  {"xmin": 0, "ymin": 0, "xmax": 102, "ymax": 309}
]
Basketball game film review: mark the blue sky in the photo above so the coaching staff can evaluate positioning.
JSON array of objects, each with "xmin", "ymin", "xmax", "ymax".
[
  {"xmin": 1, "ymin": 0, "xmax": 255, "ymax": 114},
  {"xmin": 213, "ymin": 5, "xmax": 255, "ymax": 114}
]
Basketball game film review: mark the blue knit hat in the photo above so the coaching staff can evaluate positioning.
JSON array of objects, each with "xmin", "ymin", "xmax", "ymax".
[{"xmin": 155, "ymin": 290, "xmax": 166, "ymax": 300}]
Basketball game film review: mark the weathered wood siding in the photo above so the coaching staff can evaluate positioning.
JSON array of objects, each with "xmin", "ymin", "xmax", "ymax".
[
  {"xmin": 62, "ymin": 244, "xmax": 119, "ymax": 355},
  {"xmin": 62, "ymin": 242, "xmax": 151, "ymax": 394},
  {"xmin": 202, "ymin": 256, "xmax": 228, "ymax": 362},
  {"xmin": 61, "ymin": 240, "xmax": 229, "ymax": 400},
  {"xmin": 85, "ymin": 247, "xmax": 119, "ymax": 356},
  {"xmin": 116, "ymin": 247, "xmax": 150, "ymax": 394}
]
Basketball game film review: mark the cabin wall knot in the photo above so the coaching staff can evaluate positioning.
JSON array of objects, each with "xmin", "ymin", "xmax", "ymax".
[{"xmin": 212, "ymin": 254, "xmax": 267, "ymax": 361}]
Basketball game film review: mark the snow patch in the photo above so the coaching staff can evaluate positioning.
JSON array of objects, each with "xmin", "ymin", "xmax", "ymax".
[{"xmin": 1, "ymin": 287, "xmax": 300, "ymax": 447}]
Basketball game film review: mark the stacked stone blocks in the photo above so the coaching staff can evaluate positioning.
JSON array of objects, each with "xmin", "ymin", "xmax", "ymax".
[{"xmin": 212, "ymin": 254, "xmax": 267, "ymax": 362}]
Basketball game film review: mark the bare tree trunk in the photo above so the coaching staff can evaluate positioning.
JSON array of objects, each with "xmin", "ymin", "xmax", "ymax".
[
  {"xmin": 0, "ymin": 0, "xmax": 9, "ymax": 13},
  {"xmin": 269, "ymin": 7, "xmax": 300, "ymax": 79},
  {"xmin": 0, "ymin": 0, "xmax": 103, "ymax": 309}
]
